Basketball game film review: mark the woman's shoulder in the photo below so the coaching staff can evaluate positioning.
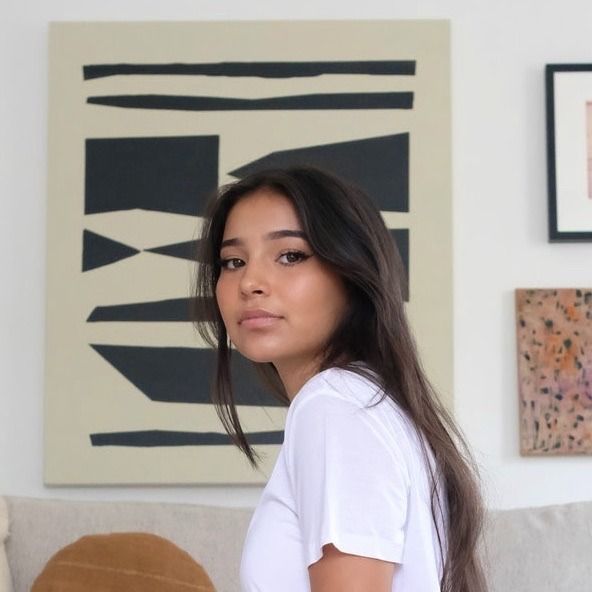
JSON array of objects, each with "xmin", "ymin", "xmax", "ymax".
[
  {"xmin": 289, "ymin": 363, "xmax": 410, "ymax": 429},
  {"xmin": 285, "ymin": 364, "xmax": 416, "ymax": 483}
]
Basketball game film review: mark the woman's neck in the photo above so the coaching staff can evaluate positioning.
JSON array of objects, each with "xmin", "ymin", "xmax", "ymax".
[{"xmin": 275, "ymin": 358, "xmax": 322, "ymax": 401}]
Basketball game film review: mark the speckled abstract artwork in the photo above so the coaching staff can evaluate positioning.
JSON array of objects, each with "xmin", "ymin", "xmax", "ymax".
[{"xmin": 516, "ymin": 288, "xmax": 592, "ymax": 455}]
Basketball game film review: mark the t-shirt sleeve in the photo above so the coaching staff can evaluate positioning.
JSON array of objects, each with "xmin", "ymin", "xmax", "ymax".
[{"xmin": 285, "ymin": 391, "xmax": 410, "ymax": 568}]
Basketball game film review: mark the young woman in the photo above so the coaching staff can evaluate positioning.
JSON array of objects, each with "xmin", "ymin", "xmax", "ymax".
[{"xmin": 194, "ymin": 166, "xmax": 488, "ymax": 592}]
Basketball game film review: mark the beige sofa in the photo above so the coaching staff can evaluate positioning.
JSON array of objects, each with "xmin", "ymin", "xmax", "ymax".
[{"xmin": 1, "ymin": 495, "xmax": 591, "ymax": 592}]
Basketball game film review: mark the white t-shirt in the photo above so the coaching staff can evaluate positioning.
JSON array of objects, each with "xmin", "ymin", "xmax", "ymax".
[{"xmin": 240, "ymin": 366, "xmax": 448, "ymax": 591}]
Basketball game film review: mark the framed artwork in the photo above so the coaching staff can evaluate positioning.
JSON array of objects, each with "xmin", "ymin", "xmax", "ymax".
[
  {"xmin": 516, "ymin": 288, "xmax": 592, "ymax": 455},
  {"xmin": 45, "ymin": 20, "xmax": 452, "ymax": 485},
  {"xmin": 546, "ymin": 63, "xmax": 592, "ymax": 241}
]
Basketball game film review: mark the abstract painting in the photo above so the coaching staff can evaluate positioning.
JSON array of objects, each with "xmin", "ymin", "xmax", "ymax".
[
  {"xmin": 45, "ymin": 20, "xmax": 451, "ymax": 484},
  {"xmin": 516, "ymin": 288, "xmax": 592, "ymax": 455}
]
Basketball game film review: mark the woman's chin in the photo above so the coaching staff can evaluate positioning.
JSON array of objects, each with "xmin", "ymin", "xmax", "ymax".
[{"xmin": 233, "ymin": 347, "xmax": 276, "ymax": 365}]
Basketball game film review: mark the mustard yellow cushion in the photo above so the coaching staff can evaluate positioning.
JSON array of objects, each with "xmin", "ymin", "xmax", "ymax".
[{"xmin": 31, "ymin": 532, "xmax": 216, "ymax": 591}]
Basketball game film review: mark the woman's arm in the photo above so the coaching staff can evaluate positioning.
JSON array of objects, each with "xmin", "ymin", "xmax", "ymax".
[{"xmin": 309, "ymin": 543, "xmax": 397, "ymax": 592}]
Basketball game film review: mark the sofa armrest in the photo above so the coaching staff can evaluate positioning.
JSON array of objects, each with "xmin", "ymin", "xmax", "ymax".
[{"xmin": 0, "ymin": 498, "xmax": 13, "ymax": 592}]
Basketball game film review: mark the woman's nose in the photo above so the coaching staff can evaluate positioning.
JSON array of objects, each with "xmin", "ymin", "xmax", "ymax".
[{"xmin": 239, "ymin": 260, "xmax": 269, "ymax": 296}]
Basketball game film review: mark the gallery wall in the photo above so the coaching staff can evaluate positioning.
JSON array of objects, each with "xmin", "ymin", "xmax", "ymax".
[{"xmin": 1, "ymin": 0, "xmax": 591, "ymax": 510}]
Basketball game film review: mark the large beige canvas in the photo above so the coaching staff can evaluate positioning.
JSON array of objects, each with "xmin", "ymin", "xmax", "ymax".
[{"xmin": 45, "ymin": 20, "xmax": 452, "ymax": 484}]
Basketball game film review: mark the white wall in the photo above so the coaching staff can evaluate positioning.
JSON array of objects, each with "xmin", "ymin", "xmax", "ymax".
[{"xmin": 1, "ymin": 0, "xmax": 591, "ymax": 510}]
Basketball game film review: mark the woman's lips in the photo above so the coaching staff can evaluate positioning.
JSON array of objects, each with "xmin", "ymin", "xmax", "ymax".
[{"xmin": 239, "ymin": 310, "xmax": 283, "ymax": 329}]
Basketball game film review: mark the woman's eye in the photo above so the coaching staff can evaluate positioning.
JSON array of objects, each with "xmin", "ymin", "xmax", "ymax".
[
  {"xmin": 219, "ymin": 257, "xmax": 244, "ymax": 270},
  {"xmin": 278, "ymin": 251, "xmax": 310, "ymax": 265}
]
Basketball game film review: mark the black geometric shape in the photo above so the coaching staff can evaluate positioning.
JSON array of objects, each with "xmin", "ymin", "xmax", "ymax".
[
  {"xmin": 144, "ymin": 239, "xmax": 200, "ymax": 262},
  {"xmin": 87, "ymin": 297, "xmax": 198, "ymax": 322},
  {"xmin": 83, "ymin": 61, "xmax": 416, "ymax": 80},
  {"xmin": 82, "ymin": 229, "xmax": 140, "ymax": 272},
  {"xmin": 86, "ymin": 92, "xmax": 414, "ymax": 112},
  {"xmin": 89, "ymin": 344, "xmax": 283, "ymax": 406},
  {"xmin": 390, "ymin": 229, "xmax": 409, "ymax": 302},
  {"xmin": 229, "ymin": 134, "xmax": 409, "ymax": 213},
  {"xmin": 90, "ymin": 429, "xmax": 284, "ymax": 447},
  {"xmin": 85, "ymin": 136, "xmax": 219, "ymax": 217}
]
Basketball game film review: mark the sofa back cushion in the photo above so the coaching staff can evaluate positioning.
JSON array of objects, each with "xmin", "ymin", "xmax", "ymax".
[
  {"xmin": 5, "ymin": 497, "xmax": 252, "ymax": 592},
  {"xmin": 481, "ymin": 500, "xmax": 592, "ymax": 592},
  {"xmin": 7, "ymin": 496, "xmax": 592, "ymax": 592}
]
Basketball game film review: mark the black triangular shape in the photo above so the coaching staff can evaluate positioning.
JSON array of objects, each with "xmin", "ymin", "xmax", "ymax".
[
  {"xmin": 145, "ymin": 239, "xmax": 201, "ymax": 262},
  {"xmin": 89, "ymin": 344, "xmax": 283, "ymax": 407},
  {"xmin": 229, "ymin": 134, "xmax": 409, "ymax": 212},
  {"xmin": 82, "ymin": 229, "xmax": 140, "ymax": 271}
]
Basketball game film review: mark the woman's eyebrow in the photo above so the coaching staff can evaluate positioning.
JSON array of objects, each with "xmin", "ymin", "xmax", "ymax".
[
  {"xmin": 220, "ymin": 229, "xmax": 307, "ymax": 248},
  {"xmin": 265, "ymin": 229, "xmax": 307, "ymax": 241},
  {"xmin": 220, "ymin": 238, "xmax": 239, "ymax": 249}
]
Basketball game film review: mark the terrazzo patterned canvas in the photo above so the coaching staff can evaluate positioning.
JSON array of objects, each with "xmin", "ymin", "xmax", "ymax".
[{"xmin": 516, "ymin": 288, "xmax": 592, "ymax": 455}]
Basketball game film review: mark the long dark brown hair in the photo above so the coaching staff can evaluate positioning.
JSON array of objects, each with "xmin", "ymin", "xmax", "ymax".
[{"xmin": 193, "ymin": 165, "xmax": 488, "ymax": 592}]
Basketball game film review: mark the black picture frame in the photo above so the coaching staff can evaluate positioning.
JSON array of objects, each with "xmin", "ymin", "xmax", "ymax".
[{"xmin": 546, "ymin": 63, "xmax": 592, "ymax": 242}]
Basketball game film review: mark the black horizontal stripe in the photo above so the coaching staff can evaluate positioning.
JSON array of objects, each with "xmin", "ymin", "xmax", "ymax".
[
  {"xmin": 90, "ymin": 429, "xmax": 284, "ymax": 447},
  {"xmin": 83, "ymin": 60, "xmax": 416, "ymax": 80},
  {"xmin": 87, "ymin": 297, "xmax": 202, "ymax": 323},
  {"xmin": 87, "ymin": 92, "xmax": 414, "ymax": 111}
]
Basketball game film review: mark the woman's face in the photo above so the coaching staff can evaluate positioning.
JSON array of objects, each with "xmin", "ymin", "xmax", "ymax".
[{"xmin": 215, "ymin": 187, "xmax": 349, "ymax": 382}]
